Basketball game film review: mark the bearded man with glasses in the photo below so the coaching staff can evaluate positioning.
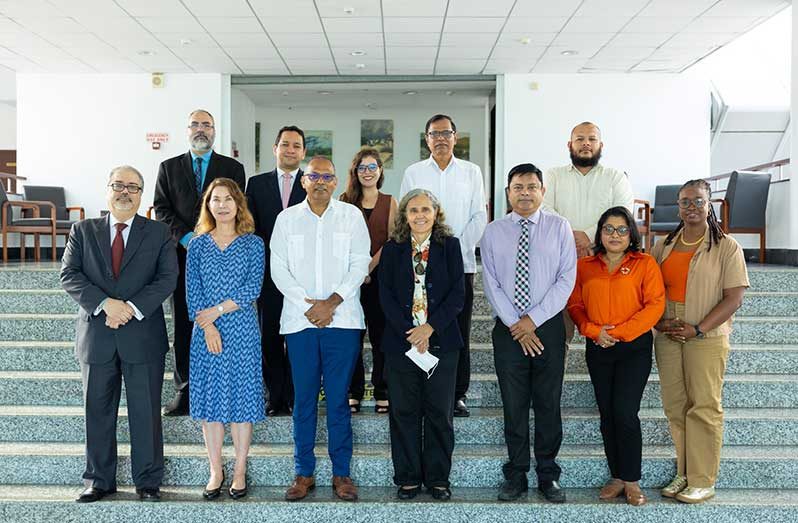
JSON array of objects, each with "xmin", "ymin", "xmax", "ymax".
[{"xmin": 154, "ymin": 109, "xmax": 245, "ymax": 417}]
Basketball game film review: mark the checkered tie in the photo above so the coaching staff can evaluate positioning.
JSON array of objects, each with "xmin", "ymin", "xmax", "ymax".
[{"xmin": 513, "ymin": 218, "xmax": 531, "ymax": 312}]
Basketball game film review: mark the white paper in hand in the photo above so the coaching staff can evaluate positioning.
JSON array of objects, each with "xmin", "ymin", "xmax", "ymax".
[{"xmin": 405, "ymin": 346, "xmax": 439, "ymax": 379}]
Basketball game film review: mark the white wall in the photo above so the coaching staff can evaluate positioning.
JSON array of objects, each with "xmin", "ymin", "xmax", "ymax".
[
  {"xmin": 231, "ymin": 87, "xmax": 256, "ymax": 177},
  {"xmin": 251, "ymin": 101, "xmax": 490, "ymax": 199},
  {"xmin": 497, "ymin": 73, "xmax": 711, "ymax": 218},
  {"xmin": 0, "ymin": 103, "xmax": 15, "ymax": 150},
  {"xmin": 17, "ymin": 73, "xmax": 230, "ymax": 225}
]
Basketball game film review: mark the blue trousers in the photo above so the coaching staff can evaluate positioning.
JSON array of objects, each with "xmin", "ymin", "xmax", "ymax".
[{"xmin": 286, "ymin": 327, "xmax": 360, "ymax": 477}]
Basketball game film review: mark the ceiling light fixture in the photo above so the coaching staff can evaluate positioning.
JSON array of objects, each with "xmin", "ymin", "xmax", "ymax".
[
  {"xmin": 560, "ymin": 50, "xmax": 578, "ymax": 56},
  {"xmin": 355, "ymin": 63, "xmax": 366, "ymax": 69},
  {"xmin": 350, "ymin": 50, "xmax": 366, "ymax": 57},
  {"xmin": 179, "ymin": 39, "xmax": 192, "ymax": 46},
  {"xmin": 318, "ymin": 90, "xmax": 333, "ymax": 95},
  {"xmin": 519, "ymin": 37, "xmax": 531, "ymax": 45},
  {"xmin": 445, "ymin": 90, "xmax": 454, "ymax": 96},
  {"xmin": 403, "ymin": 90, "xmax": 417, "ymax": 95},
  {"xmin": 344, "ymin": 6, "xmax": 355, "ymax": 14},
  {"xmin": 137, "ymin": 50, "xmax": 156, "ymax": 56}
]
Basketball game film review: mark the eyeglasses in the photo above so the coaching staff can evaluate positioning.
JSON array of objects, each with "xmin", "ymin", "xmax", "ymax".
[
  {"xmin": 357, "ymin": 163, "xmax": 379, "ymax": 173},
  {"xmin": 601, "ymin": 224, "xmax": 630, "ymax": 236},
  {"xmin": 188, "ymin": 122, "xmax": 214, "ymax": 130},
  {"xmin": 677, "ymin": 197, "xmax": 707, "ymax": 209},
  {"xmin": 509, "ymin": 184, "xmax": 542, "ymax": 192},
  {"xmin": 305, "ymin": 172, "xmax": 336, "ymax": 183},
  {"xmin": 108, "ymin": 182, "xmax": 143, "ymax": 194},
  {"xmin": 427, "ymin": 130, "xmax": 455, "ymax": 139},
  {"xmin": 413, "ymin": 250, "xmax": 426, "ymax": 276}
]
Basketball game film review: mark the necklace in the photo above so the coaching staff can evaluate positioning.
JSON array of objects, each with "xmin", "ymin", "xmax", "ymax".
[
  {"xmin": 212, "ymin": 232, "xmax": 236, "ymax": 248},
  {"xmin": 679, "ymin": 231, "xmax": 705, "ymax": 246}
]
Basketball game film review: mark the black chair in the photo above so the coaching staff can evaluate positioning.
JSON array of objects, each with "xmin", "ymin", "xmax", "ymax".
[
  {"xmin": 0, "ymin": 182, "xmax": 57, "ymax": 262},
  {"xmin": 650, "ymin": 185, "xmax": 682, "ymax": 247},
  {"xmin": 715, "ymin": 170, "xmax": 771, "ymax": 263},
  {"xmin": 23, "ymin": 185, "xmax": 85, "ymax": 258}
]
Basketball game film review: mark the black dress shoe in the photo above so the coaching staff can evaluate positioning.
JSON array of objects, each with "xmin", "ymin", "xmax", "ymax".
[
  {"xmin": 538, "ymin": 480, "xmax": 566, "ymax": 503},
  {"xmin": 136, "ymin": 487, "xmax": 161, "ymax": 502},
  {"xmin": 266, "ymin": 402, "xmax": 280, "ymax": 417},
  {"xmin": 430, "ymin": 487, "xmax": 452, "ymax": 501},
  {"xmin": 498, "ymin": 479, "xmax": 528, "ymax": 501},
  {"xmin": 229, "ymin": 485, "xmax": 248, "ymax": 499},
  {"xmin": 203, "ymin": 471, "xmax": 225, "ymax": 500},
  {"xmin": 76, "ymin": 486, "xmax": 115, "ymax": 503},
  {"xmin": 397, "ymin": 485, "xmax": 422, "ymax": 500},
  {"xmin": 453, "ymin": 398, "xmax": 470, "ymax": 418},
  {"xmin": 162, "ymin": 393, "xmax": 189, "ymax": 417}
]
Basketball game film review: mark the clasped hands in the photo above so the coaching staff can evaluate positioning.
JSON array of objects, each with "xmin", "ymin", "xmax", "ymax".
[
  {"xmin": 406, "ymin": 323, "xmax": 434, "ymax": 353},
  {"xmin": 103, "ymin": 298, "xmax": 134, "ymax": 330},
  {"xmin": 510, "ymin": 316, "xmax": 545, "ymax": 357},
  {"xmin": 195, "ymin": 306, "xmax": 224, "ymax": 354},
  {"xmin": 305, "ymin": 294, "xmax": 342, "ymax": 328},
  {"xmin": 574, "ymin": 230, "xmax": 594, "ymax": 259},
  {"xmin": 655, "ymin": 317, "xmax": 697, "ymax": 343},
  {"xmin": 595, "ymin": 325, "xmax": 617, "ymax": 348}
]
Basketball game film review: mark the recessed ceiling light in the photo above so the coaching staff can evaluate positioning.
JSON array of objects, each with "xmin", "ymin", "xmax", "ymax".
[
  {"xmin": 561, "ymin": 50, "xmax": 578, "ymax": 56},
  {"xmin": 355, "ymin": 63, "xmax": 366, "ymax": 69},
  {"xmin": 445, "ymin": 90, "xmax": 454, "ymax": 96},
  {"xmin": 351, "ymin": 50, "xmax": 366, "ymax": 57},
  {"xmin": 318, "ymin": 90, "xmax": 333, "ymax": 95},
  {"xmin": 344, "ymin": 6, "xmax": 355, "ymax": 14},
  {"xmin": 519, "ymin": 37, "xmax": 531, "ymax": 45},
  {"xmin": 179, "ymin": 38, "xmax": 192, "ymax": 46},
  {"xmin": 403, "ymin": 90, "xmax": 417, "ymax": 95},
  {"xmin": 137, "ymin": 50, "xmax": 156, "ymax": 56},
  {"xmin": 365, "ymin": 102, "xmax": 377, "ymax": 109},
  {"xmin": 281, "ymin": 91, "xmax": 289, "ymax": 96}
]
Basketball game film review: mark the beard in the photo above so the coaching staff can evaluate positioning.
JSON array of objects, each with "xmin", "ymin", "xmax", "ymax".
[
  {"xmin": 112, "ymin": 196, "xmax": 135, "ymax": 211},
  {"xmin": 570, "ymin": 146, "xmax": 602, "ymax": 168},
  {"xmin": 191, "ymin": 133, "xmax": 213, "ymax": 152}
]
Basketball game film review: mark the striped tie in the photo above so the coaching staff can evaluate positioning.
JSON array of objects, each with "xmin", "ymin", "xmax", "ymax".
[
  {"xmin": 194, "ymin": 157, "xmax": 203, "ymax": 194},
  {"xmin": 513, "ymin": 218, "xmax": 531, "ymax": 312}
]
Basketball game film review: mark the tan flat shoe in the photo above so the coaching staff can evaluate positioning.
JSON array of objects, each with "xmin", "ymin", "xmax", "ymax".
[
  {"xmin": 624, "ymin": 483, "xmax": 647, "ymax": 506},
  {"xmin": 598, "ymin": 478, "xmax": 625, "ymax": 500}
]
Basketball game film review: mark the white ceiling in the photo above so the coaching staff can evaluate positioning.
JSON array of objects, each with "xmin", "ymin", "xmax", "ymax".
[{"xmin": 0, "ymin": 0, "xmax": 789, "ymax": 75}]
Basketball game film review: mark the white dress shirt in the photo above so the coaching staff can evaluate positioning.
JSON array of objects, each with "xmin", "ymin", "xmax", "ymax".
[
  {"xmin": 399, "ymin": 155, "xmax": 487, "ymax": 273},
  {"xmin": 270, "ymin": 198, "xmax": 371, "ymax": 335},
  {"xmin": 93, "ymin": 214, "xmax": 144, "ymax": 320},
  {"xmin": 276, "ymin": 167, "xmax": 299, "ymax": 200},
  {"xmin": 542, "ymin": 163, "xmax": 635, "ymax": 238}
]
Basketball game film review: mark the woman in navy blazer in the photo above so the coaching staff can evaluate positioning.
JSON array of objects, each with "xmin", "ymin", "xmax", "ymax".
[{"xmin": 378, "ymin": 188, "xmax": 465, "ymax": 501}]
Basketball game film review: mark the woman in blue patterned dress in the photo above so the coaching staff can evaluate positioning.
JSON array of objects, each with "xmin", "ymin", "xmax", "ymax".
[{"xmin": 186, "ymin": 177, "xmax": 265, "ymax": 500}]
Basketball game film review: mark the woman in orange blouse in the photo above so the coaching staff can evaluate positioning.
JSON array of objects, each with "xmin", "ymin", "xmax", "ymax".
[{"xmin": 567, "ymin": 206, "xmax": 665, "ymax": 506}]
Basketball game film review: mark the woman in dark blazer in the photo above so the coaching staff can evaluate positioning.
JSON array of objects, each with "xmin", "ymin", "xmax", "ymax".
[{"xmin": 379, "ymin": 188, "xmax": 465, "ymax": 502}]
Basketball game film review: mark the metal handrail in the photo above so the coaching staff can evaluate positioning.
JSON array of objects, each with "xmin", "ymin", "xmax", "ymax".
[{"xmin": 706, "ymin": 158, "xmax": 790, "ymax": 194}]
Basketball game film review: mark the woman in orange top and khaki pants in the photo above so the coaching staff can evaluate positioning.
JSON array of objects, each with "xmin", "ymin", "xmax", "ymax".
[
  {"xmin": 651, "ymin": 179, "xmax": 748, "ymax": 504},
  {"xmin": 568, "ymin": 206, "xmax": 665, "ymax": 506}
]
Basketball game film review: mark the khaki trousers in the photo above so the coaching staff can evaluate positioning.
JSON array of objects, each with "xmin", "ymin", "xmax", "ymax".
[{"xmin": 654, "ymin": 305, "xmax": 729, "ymax": 487}]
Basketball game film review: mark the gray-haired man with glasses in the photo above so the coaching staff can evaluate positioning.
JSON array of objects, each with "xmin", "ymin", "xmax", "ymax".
[
  {"xmin": 154, "ymin": 109, "xmax": 245, "ymax": 417},
  {"xmin": 400, "ymin": 114, "xmax": 487, "ymax": 418}
]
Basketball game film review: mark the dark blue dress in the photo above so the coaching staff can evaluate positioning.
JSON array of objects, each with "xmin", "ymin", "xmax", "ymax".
[{"xmin": 186, "ymin": 233, "xmax": 266, "ymax": 423}]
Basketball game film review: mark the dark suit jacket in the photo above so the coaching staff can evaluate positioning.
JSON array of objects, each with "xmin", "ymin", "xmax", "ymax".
[
  {"xmin": 245, "ymin": 169, "xmax": 305, "ymax": 296},
  {"xmin": 60, "ymin": 214, "xmax": 179, "ymax": 365},
  {"xmin": 153, "ymin": 151, "xmax": 245, "ymax": 244},
  {"xmin": 379, "ymin": 236, "xmax": 465, "ymax": 354}
]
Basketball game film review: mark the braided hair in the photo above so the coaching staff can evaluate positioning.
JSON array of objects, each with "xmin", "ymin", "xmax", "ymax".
[{"xmin": 663, "ymin": 179, "xmax": 725, "ymax": 250}]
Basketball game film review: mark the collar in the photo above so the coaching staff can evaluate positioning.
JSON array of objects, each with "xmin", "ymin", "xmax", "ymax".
[
  {"xmin": 510, "ymin": 209, "xmax": 541, "ymax": 225},
  {"xmin": 190, "ymin": 149, "xmax": 213, "ymax": 163},
  {"xmin": 568, "ymin": 163, "xmax": 601, "ymax": 176},
  {"xmin": 300, "ymin": 197, "xmax": 336, "ymax": 219},
  {"xmin": 411, "ymin": 234, "xmax": 431, "ymax": 253},
  {"xmin": 277, "ymin": 167, "xmax": 300, "ymax": 178},
  {"xmin": 587, "ymin": 250, "xmax": 644, "ymax": 267},
  {"xmin": 109, "ymin": 213, "xmax": 135, "ymax": 230},
  {"xmin": 426, "ymin": 154, "xmax": 457, "ymax": 173}
]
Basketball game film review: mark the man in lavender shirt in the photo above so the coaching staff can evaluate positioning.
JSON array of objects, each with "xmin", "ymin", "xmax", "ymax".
[{"xmin": 480, "ymin": 163, "xmax": 577, "ymax": 503}]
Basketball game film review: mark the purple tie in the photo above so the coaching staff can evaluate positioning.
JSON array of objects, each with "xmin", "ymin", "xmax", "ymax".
[
  {"xmin": 281, "ymin": 172, "xmax": 292, "ymax": 209},
  {"xmin": 112, "ymin": 223, "xmax": 127, "ymax": 279}
]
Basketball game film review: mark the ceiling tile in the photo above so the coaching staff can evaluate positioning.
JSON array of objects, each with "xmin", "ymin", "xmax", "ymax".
[
  {"xmin": 685, "ymin": 16, "xmax": 758, "ymax": 33},
  {"xmin": 325, "ymin": 32, "xmax": 383, "ymax": 48},
  {"xmin": 261, "ymin": 16, "xmax": 323, "ymax": 33},
  {"xmin": 545, "ymin": 43, "xmax": 604, "ymax": 57},
  {"xmin": 592, "ymin": 45, "xmax": 654, "ymax": 60},
  {"xmin": 702, "ymin": 0, "xmax": 788, "ymax": 18},
  {"xmin": 212, "ymin": 32, "xmax": 271, "ymax": 47},
  {"xmin": 533, "ymin": 59, "xmax": 586, "ymax": 73},
  {"xmin": 383, "ymin": 32, "xmax": 439, "ymax": 46},
  {"xmin": 387, "ymin": 64, "xmax": 434, "ymax": 74},
  {"xmin": 622, "ymin": 16, "xmax": 692, "ymax": 33},
  {"xmin": 54, "ymin": 33, "xmax": 114, "ymax": 49},
  {"xmin": 226, "ymin": 46, "xmax": 281, "ymax": 59},
  {"xmin": 437, "ymin": 46, "xmax": 492, "ymax": 60},
  {"xmin": 383, "ymin": 17, "xmax": 443, "ymax": 33},
  {"xmin": 611, "ymin": 32, "xmax": 671, "ymax": 47},
  {"xmin": 484, "ymin": 59, "xmax": 535, "ymax": 73},
  {"xmin": 447, "ymin": 0, "xmax": 515, "ymax": 17},
  {"xmin": 0, "ymin": 0, "xmax": 62, "ymax": 17},
  {"xmin": 490, "ymin": 45, "xmax": 547, "ymax": 61},
  {"xmin": 553, "ymin": 32, "xmax": 615, "ymax": 46},
  {"xmin": 89, "ymin": 60, "xmax": 145, "ymax": 73},
  {"xmin": 171, "ymin": 46, "xmax": 229, "ymax": 60},
  {"xmin": 287, "ymin": 60, "xmax": 337, "ymax": 74},
  {"xmin": 155, "ymin": 32, "xmax": 219, "ymax": 48},
  {"xmin": 385, "ymin": 47, "xmax": 437, "ymax": 60},
  {"xmin": 199, "ymin": 17, "xmax": 264, "ymax": 33},
  {"xmin": 115, "ymin": 0, "xmax": 191, "ymax": 17},
  {"xmin": 631, "ymin": 60, "xmax": 685, "ymax": 72},
  {"xmin": 439, "ymin": 32, "xmax": 499, "ymax": 47},
  {"xmin": 665, "ymin": 32, "xmax": 736, "ymax": 48},
  {"xmin": 512, "ymin": 0, "xmax": 583, "ymax": 17},
  {"xmin": 138, "ymin": 17, "xmax": 200, "ymax": 33},
  {"xmin": 13, "ymin": 17, "xmax": 86, "ymax": 33},
  {"xmin": 75, "ymin": 16, "xmax": 148, "ymax": 35},
  {"xmin": 182, "ymin": 0, "xmax": 254, "ymax": 17},
  {"xmin": 333, "ymin": 49, "xmax": 385, "ymax": 63},
  {"xmin": 386, "ymin": 57, "xmax": 435, "ymax": 68},
  {"xmin": 561, "ymin": 16, "xmax": 631, "ymax": 33},
  {"xmin": 443, "ymin": 17, "xmax": 505, "ymax": 33},
  {"xmin": 435, "ymin": 60, "xmax": 486, "ymax": 74},
  {"xmin": 496, "ymin": 32, "xmax": 556, "ymax": 46},
  {"xmin": 48, "ymin": 0, "xmax": 128, "ymax": 18},
  {"xmin": 316, "ymin": 0, "xmax": 381, "ymax": 18},
  {"xmin": 270, "ymin": 32, "xmax": 327, "ymax": 47},
  {"xmin": 577, "ymin": 0, "xmax": 650, "ymax": 16},
  {"xmin": 382, "ymin": 0, "xmax": 447, "ymax": 17},
  {"xmin": 248, "ymin": 0, "xmax": 318, "ymax": 18},
  {"xmin": 95, "ymin": 32, "xmax": 164, "ymax": 51},
  {"xmin": 502, "ymin": 17, "xmax": 569, "ymax": 33},
  {"xmin": 638, "ymin": 0, "xmax": 717, "ymax": 17},
  {"xmin": 281, "ymin": 47, "xmax": 333, "ymax": 59},
  {"xmin": 321, "ymin": 17, "xmax": 380, "ymax": 33},
  {"xmin": 240, "ymin": 65, "xmax": 290, "ymax": 74}
]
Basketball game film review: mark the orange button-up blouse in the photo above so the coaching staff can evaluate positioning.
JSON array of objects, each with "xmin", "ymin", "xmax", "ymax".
[{"xmin": 567, "ymin": 251, "xmax": 665, "ymax": 342}]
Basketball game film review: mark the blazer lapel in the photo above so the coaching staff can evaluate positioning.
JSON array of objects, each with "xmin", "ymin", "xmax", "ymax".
[
  {"xmin": 180, "ymin": 152, "xmax": 198, "ymax": 200},
  {"xmin": 288, "ymin": 168, "xmax": 306, "ymax": 206},
  {"xmin": 266, "ymin": 169, "xmax": 283, "ymax": 210},
  {"xmin": 399, "ymin": 241, "xmax": 415, "ymax": 305},
  {"xmin": 119, "ymin": 215, "xmax": 146, "ymax": 275},
  {"xmin": 203, "ymin": 151, "xmax": 219, "ymax": 193},
  {"xmin": 94, "ymin": 215, "xmax": 113, "ymax": 278}
]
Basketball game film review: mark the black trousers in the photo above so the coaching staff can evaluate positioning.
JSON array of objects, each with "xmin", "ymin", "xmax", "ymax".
[
  {"xmin": 259, "ymin": 285, "xmax": 293, "ymax": 407},
  {"xmin": 454, "ymin": 273, "xmax": 474, "ymax": 399},
  {"xmin": 586, "ymin": 331, "xmax": 653, "ymax": 482},
  {"xmin": 385, "ymin": 347, "xmax": 458, "ymax": 488},
  {"xmin": 349, "ymin": 277, "xmax": 387, "ymax": 401},
  {"xmin": 80, "ymin": 354, "xmax": 165, "ymax": 491},
  {"xmin": 493, "ymin": 316, "xmax": 565, "ymax": 483},
  {"xmin": 170, "ymin": 246, "xmax": 192, "ymax": 393}
]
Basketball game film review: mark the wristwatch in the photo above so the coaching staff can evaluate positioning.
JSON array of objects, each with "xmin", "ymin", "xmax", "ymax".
[
  {"xmin": 694, "ymin": 324, "xmax": 705, "ymax": 339},
  {"xmin": 217, "ymin": 304, "xmax": 224, "ymax": 314}
]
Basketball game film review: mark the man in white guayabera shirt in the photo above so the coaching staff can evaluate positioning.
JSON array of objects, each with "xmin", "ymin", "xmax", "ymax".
[{"xmin": 400, "ymin": 114, "xmax": 487, "ymax": 419}]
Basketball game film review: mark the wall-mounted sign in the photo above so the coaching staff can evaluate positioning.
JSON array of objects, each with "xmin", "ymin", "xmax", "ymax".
[{"xmin": 147, "ymin": 133, "xmax": 169, "ymax": 150}]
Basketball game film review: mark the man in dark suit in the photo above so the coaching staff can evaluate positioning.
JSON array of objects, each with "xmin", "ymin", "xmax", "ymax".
[
  {"xmin": 154, "ymin": 109, "xmax": 245, "ymax": 416},
  {"xmin": 246, "ymin": 125, "xmax": 307, "ymax": 416},
  {"xmin": 61, "ymin": 165, "xmax": 178, "ymax": 503}
]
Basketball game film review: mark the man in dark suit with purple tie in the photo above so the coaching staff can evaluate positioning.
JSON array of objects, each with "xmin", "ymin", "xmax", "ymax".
[
  {"xmin": 246, "ymin": 125, "xmax": 307, "ymax": 416},
  {"xmin": 154, "ymin": 109, "xmax": 245, "ymax": 416}
]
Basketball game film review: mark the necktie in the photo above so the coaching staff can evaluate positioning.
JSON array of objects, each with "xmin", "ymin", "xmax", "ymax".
[
  {"xmin": 513, "ymin": 218, "xmax": 531, "ymax": 312},
  {"xmin": 281, "ymin": 172, "xmax": 292, "ymax": 209},
  {"xmin": 112, "ymin": 222, "xmax": 127, "ymax": 279},
  {"xmin": 194, "ymin": 157, "xmax": 203, "ymax": 194}
]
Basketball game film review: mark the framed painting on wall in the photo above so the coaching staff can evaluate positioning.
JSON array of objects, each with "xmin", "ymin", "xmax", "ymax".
[
  {"xmin": 420, "ymin": 131, "xmax": 470, "ymax": 161},
  {"xmin": 302, "ymin": 130, "xmax": 333, "ymax": 169},
  {"xmin": 361, "ymin": 119, "xmax": 394, "ymax": 169}
]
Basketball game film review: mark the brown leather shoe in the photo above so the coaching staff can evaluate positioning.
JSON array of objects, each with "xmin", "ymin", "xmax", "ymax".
[
  {"xmin": 624, "ymin": 482, "xmax": 647, "ymax": 506},
  {"xmin": 598, "ymin": 478, "xmax": 625, "ymax": 500},
  {"xmin": 285, "ymin": 475, "xmax": 315, "ymax": 501},
  {"xmin": 332, "ymin": 476, "xmax": 358, "ymax": 501}
]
